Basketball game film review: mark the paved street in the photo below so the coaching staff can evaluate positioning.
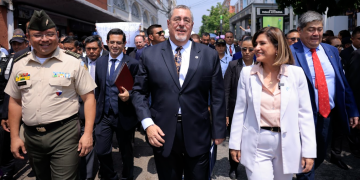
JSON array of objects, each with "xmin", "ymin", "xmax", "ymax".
[{"xmin": 10, "ymin": 131, "xmax": 360, "ymax": 180}]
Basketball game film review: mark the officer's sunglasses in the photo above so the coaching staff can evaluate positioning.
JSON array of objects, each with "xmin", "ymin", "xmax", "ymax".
[
  {"xmin": 241, "ymin": 47, "xmax": 254, "ymax": 52},
  {"xmin": 155, "ymin": 31, "xmax": 165, "ymax": 36},
  {"xmin": 287, "ymin": 37, "xmax": 301, "ymax": 42}
]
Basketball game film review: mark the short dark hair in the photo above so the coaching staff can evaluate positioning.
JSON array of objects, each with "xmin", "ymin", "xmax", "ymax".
[
  {"xmin": 325, "ymin": 36, "xmax": 339, "ymax": 45},
  {"xmin": 62, "ymin": 36, "xmax": 80, "ymax": 47},
  {"xmin": 191, "ymin": 34, "xmax": 200, "ymax": 40},
  {"xmin": 286, "ymin": 29, "xmax": 298, "ymax": 37},
  {"xmin": 325, "ymin": 30, "xmax": 334, "ymax": 36},
  {"xmin": 135, "ymin": 35, "xmax": 145, "ymax": 41},
  {"xmin": 210, "ymin": 37, "xmax": 215, "ymax": 41},
  {"xmin": 242, "ymin": 36, "xmax": 252, "ymax": 42},
  {"xmin": 81, "ymin": 35, "xmax": 88, "ymax": 42},
  {"xmin": 84, "ymin": 35, "xmax": 102, "ymax": 48},
  {"xmin": 106, "ymin": 28, "xmax": 126, "ymax": 42},
  {"xmin": 352, "ymin": 27, "xmax": 360, "ymax": 37},
  {"xmin": 202, "ymin": 32, "xmax": 210, "ymax": 37},
  {"xmin": 225, "ymin": 31, "xmax": 234, "ymax": 36},
  {"xmin": 147, "ymin": 24, "xmax": 162, "ymax": 36},
  {"xmin": 339, "ymin": 30, "xmax": 351, "ymax": 38}
]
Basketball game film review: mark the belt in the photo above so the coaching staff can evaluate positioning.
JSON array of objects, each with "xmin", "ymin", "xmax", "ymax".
[
  {"xmin": 177, "ymin": 114, "xmax": 182, "ymax": 122},
  {"xmin": 261, "ymin": 127, "xmax": 281, "ymax": 132},
  {"xmin": 25, "ymin": 114, "xmax": 78, "ymax": 133}
]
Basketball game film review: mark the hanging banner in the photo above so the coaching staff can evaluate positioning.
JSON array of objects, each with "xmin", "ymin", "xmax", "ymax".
[{"xmin": 95, "ymin": 22, "xmax": 141, "ymax": 47}]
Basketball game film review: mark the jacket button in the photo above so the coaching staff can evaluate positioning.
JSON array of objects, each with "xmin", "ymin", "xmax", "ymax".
[{"xmin": 175, "ymin": 114, "xmax": 177, "ymax": 117}]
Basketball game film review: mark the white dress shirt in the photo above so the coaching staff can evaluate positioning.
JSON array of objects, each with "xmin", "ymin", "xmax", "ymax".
[
  {"xmin": 141, "ymin": 39, "xmax": 193, "ymax": 130},
  {"xmin": 87, "ymin": 57, "xmax": 96, "ymax": 79},
  {"xmin": 108, "ymin": 53, "xmax": 123, "ymax": 75},
  {"xmin": 226, "ymin": 44, "xmax": 235, "ymax": 55}
]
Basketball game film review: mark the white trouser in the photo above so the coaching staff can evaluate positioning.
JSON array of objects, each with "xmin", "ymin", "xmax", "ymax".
[{"xmin": 245, "ymin": 129, "xmax": 293, "ymax": 180}]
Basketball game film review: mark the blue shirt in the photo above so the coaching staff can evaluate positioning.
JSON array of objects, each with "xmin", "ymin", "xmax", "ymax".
[
  {"xmin": 220, "ymin": 54, "xmax": 231, "ymax": 77},
  {"xmin": 302, "ymin": 42, "xmax": 335, "ymax": 111}
]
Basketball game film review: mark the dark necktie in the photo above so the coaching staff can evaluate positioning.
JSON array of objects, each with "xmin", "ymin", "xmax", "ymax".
[
  {"xmin": 310, "ymin": 48, "xmax": 330, "ymax": 118},
  {"xmin": 110, "ymin": 59, "xmax": 117, "ymax": 78},
  {"xmin": 174, "ymin": 46, "xmax": 183, "ymax": 77}
]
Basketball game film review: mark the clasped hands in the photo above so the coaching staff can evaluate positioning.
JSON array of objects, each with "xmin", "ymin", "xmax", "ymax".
[{"xmin": 145, "ymin": 124, "xmax": 225, "ymax": 147}]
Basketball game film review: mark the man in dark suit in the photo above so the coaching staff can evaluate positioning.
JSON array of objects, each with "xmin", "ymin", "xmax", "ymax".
[
  {"xmin": 201, "ymin": 32, "xmax": 215, "ymax": 49},
  {"xmin": 94, "ymin": 28, "xmax": 139, "ymax": 180},
  {"xmin": 225, "ymin": 31, "xmax": 241, "ymax": 57},
  {"xmin": 223, "ymin": 36, "xmax": 254, "ymax": 179},
  {"xmin": 128, "ymin": 35, "xmax": 146, "ymax": 60},
  {"xmin": 290, "ymin": 11, "xmax": 359, "ymax": 180},
  {"xmin": 340, "ymin": 27, "xmax": 360, "ymax": 75},
  {"xmin": 131, "ymin": 5, "xmax": 226, "ymax": 180}
]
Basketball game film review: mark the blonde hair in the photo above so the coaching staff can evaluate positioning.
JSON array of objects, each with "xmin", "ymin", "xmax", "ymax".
[{"xmin": 252, "ymin": 27, "xmax": 295, "ymax": 66}]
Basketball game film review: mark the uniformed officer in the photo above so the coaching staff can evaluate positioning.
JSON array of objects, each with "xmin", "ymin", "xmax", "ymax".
[
  {"xmin": 0, "ymin": 33, "xmax": 29, "ymax": 180},
  {"xmin": 4, "ymin": 10, "xmax": 97, "ymax": 180}
]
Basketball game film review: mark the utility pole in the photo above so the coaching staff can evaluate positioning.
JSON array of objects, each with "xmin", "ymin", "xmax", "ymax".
[{"xmin": 220, "ymin": 15, "xmax": 223, "ymax": 36}]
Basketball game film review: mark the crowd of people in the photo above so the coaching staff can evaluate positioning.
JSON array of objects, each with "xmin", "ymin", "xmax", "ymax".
[{"xmin": 0, "ymin": 4, "xmax": 359, "ymax": 180}]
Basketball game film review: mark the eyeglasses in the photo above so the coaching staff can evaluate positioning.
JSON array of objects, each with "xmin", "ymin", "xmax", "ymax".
[
  {"xmin": 334, "ymin": 45, "xmax": 343, "ymax": 50},
  {"xmin": 287, "ymin": 37, "xmax": 300, "ymax": 42},
  {"xmin": 241, "ymin": 47, "xmax": 254, "ymax": 52},
  {"xmin": 155, "ymin": 31, "xmax": 165, "ymax": 35},
  {"xmin": 32, "ymin": 33, "xmax": 56, "ymax": 39}
]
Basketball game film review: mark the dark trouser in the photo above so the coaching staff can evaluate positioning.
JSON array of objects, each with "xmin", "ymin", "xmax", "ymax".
[
  {"xmin": 24, "ymin": 115, "xmax": 81, "ymax": 180},
  {"xmin": 79, "ymin": 122, "xmax": 98, "ymax": 180},
  {"xmin": 331, "ymin": 115, "xmax": 346, "ymax": 159},
  {"xmin": 95, "ymin": 110, "xmax": 134, "ymax": 180},
  {"xmin": 153, "ymin": 121, "xmax": 209, "ymax": 180},
  {"xmin": 0, "ymin": 126, "xmax": 15, "ymax": 176},
  {"xmin": 296, "ymin": 112, "xmax": 333, "ymax": 180},
  {"xmin": 227, "ymin": 116, "xmax": 239, "ymax": 172}
]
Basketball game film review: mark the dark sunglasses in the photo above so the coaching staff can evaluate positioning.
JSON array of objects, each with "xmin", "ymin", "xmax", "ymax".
[
  {"xmin": 334, "ymin": 45, "xmax": 343, "ymax": 48},
  {"xmin": 155, "ymin": 31, "xmax": 165, "ymax": 35},
  {"xmin": 241, "ymin": 47, "xmax": 254, "ymax": 52},
  {"xmin": 288, "ymin": 37, "xmax": 300, "ymax": 42}
]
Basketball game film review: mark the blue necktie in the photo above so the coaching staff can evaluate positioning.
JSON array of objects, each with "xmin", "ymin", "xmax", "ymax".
[{"xmin": 110, "ymin": 59, "xmax": 117, "ymax": 78}]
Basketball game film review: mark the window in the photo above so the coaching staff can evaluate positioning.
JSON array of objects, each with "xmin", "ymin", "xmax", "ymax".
[
  {"xmin": 143, "ymin": 12, "xmax": 148, "ymax": 23},
  {"xmin": 131, "ymin": 4, "xmax": 139, "ymax": 18},
  {"xmin": 114, "ymin": 0, "xmax": 126, "ymax": 10}
]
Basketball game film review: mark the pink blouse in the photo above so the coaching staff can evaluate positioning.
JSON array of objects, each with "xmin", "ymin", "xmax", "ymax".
[{"xmin": 250, "ymin": 63, "xmax": 289, "ymax": 127}]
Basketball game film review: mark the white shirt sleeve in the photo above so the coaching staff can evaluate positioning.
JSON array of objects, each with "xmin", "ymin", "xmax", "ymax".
[{"xmin": 141, "ymin": 118, "xmax": 155, "ymax": 130}]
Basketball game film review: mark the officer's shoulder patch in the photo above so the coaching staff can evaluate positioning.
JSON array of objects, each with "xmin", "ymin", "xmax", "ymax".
[
  {"xmin": 64, "ymin": 50, "xmax": 81, "ymax": 59},
  {"xmin": 80, "ymin": 61, "xmax": 88, "ymax": 70},
  {"xmin": 13, "ymin": 52, "xmax": 30, "ymax": 63}
]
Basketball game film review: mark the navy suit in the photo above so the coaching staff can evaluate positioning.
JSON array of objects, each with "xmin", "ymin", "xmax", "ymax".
[
  {"xmin": 94, "ymin": 54, "xmax": 139, "ymax": 180},
  {"xmin": 291, "ymin": 41, "xmax": 359, "ymax": 180},
  {"xmin": 131, "ymin": 40, "xmax": 226, "ymax": 179}
]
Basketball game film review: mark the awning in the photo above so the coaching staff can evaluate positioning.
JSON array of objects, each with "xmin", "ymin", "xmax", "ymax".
[{"xmin": 13, "ymin": 0, "xmax": 126, "ymax": 23}]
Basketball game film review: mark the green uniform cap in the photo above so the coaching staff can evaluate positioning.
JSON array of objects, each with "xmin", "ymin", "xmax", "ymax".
[{"xmin": 28, "ymin": 10, "xmax": 56, "ymax": 31}]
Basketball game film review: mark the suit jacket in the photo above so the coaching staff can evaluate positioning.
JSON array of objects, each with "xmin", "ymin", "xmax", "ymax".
[
  {"xmin": 226, "ymin": 45, "xmax": 241, "ymax": 55},
  {"xmin": 94, "ymin": 54, "xmax": 139, "ymax": 130},
  {"xmin": 224, "ymin": 59, "xmax": 243, "ymax": 119},
  {"xmin": 290, "ymin": 41, "xmax": 359, "ymax": 132},
  {"xmin": 101, "ymin": 49, "xmax": 109, "ymax": 57},
  {"xmin": 347, "ymin": 49, "xmax": 360, "ymax": 113},
  {"xmin": 128, "ymin": 50, "xmax": 136, "ymax": 59},
  {"xmin": 131, "ymin": 40, "xmax": 226, "ymax": 157},
  {"xmin": 339, "ymin": 46, "xmax": 354, "ymax": 75},
  {"xmin": 229, "ymin": 65, "xmax": 316, "ymax": 174},
  {"xmin": 208, "ymin": 44, "xmax": 215, "ymax": 49}
]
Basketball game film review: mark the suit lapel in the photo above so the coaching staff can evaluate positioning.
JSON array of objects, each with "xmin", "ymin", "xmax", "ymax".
[
  {"xmin": 279, "ymin": 68, "xmax": 292, "ymax": 120},
  {"xmin": 294, "ymin": 42, "xmax": 314, "ymax": 87},
  {"xmin": 251, "ymin": 73, "xmax": 262, "ymax": 127},
  {"xmin": 162, "ymin": 40, "xmax": 180, "ymax": 89},
  {"xmin": 100, "ymin": 55, "xmax": 109, "ymax": 90},
  {"xmin": 181, "ymin": 42, "xmax": 201, "ymax": 91}
]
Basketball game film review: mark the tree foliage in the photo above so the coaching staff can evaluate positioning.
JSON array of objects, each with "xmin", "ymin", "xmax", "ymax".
[
  {"xmin": 277, "ymin": 0, "xmax": 360, "ymax": 17},
  {"xmin": 198, "ymin": 3, "xmax": 234, "ymax": 35}
]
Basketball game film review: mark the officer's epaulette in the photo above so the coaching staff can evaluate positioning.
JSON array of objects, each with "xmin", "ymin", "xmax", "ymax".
[
  {"xmin": 64, "ymin": 50, "xmax": 81, "ymax": 59},
  {"xmin": 13, "ymin": 52, "xmax": 30, "ymax": 63}
]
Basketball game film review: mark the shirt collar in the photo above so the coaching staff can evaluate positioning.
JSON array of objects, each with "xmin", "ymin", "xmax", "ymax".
[
  {"xmin": 242, "ymin": 60, "xmax": 254, "ymax": 66},
  {"xmin": 28, "ymin": 47, "xmax": 62, "ymax": 64},
  {"xmin": 100, "ymin": 49, "xmax": 103, "ymax": 56},
  {"xmin": 250, "ymin": 63, "xmax": 289, "ymax": 79},
  {"xmin": 301, "ymin": 41, "xmax": 320, "ymax": 53},
  {"xmin": 169, "ymin": 38, "xmax": 191, "ymax": 53},
  {"xmin": 352, "ymin": 44, "xmax": 357, "ymax": 51},
  {"xmin": 108, "ymin": 52, "xmax": 123, "ymax": 62}
]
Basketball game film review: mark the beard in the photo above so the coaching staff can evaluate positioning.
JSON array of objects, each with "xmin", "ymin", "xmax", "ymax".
[{"xmin": 174, "ymin": 27, "xmax": 188, "ymax": 42}]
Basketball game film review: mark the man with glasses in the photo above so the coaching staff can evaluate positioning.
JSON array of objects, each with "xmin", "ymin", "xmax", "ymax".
[
  {"xmin": 286, "ymin": 29, "xmax": 300, "ymax": 46},
  {"xmin": 129, "ymin": 35, "xmax": 146, "ymax": 60},
  {"xmin": 94, "ymin": 28, "xmax": 139, "ymax": 180},
  {"xmin": 147, "ymin": 24, "xmax": 165, "ymax": 46},
  {"xmin": 201, "ymin": 32, "xmax": 215, "ymax": 49},
  {"xmin": 5, "ymin": 10, "xmax": 97, "ymax": 180}
]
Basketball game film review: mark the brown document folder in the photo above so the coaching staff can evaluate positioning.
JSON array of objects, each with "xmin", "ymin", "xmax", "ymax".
[{"xmin": 114, "ymin": 63, "xmax": 133, "ymax": 93}]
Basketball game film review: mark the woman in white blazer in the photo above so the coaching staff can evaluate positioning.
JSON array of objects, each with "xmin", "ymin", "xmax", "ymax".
[{"xmin": 229, "ymin": 27, "xmax": 317, "ymax": 180}]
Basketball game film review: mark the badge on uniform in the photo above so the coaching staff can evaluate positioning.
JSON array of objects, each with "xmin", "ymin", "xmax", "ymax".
[
  {"xmin": 56, "ymin": 90, "xmax": 62, "ymax": 96},
  {"xmin": 16, "ymin": 73, "xmax": 30, "ymax": 82},
  {"xmin": 81, "ymin": 61, "xmax": 88, "ymax": 70},
  {"xmin": 53, "ymin": 72, "xmax": 70, "ymax": 78}
]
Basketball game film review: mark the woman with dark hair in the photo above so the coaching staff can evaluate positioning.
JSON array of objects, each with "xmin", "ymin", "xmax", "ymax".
[{"xmin": 229, "ymin": 27, "xmax": 316, "ymax": 180}]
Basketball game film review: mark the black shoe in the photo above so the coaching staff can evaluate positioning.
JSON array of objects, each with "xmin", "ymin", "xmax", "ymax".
[
  {"xmin": 0, "ymin": 172, "xmax": 14, "ymax": 180},
  {"xmin": 330, "ymin": 156, "xmax": 349, "ymax": 170},
  {"xmin": 229, "ymin": 169, "xmax": 237, "ymax": 179}
]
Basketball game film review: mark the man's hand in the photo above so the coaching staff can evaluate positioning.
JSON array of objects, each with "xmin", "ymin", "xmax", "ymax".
[
  {"xmin": 214, "ymin": 138, "xmax": 225, "ymax": 145},
  {"xmin": 11, "ymin": 137, "xmax": 26, "ymax": 159},
  {"xmin": 226, "ymin": 117, "xmax": 229, "ymax": 127},
  {"xmin": 78, "ymin": 133, "xmax": 93, "ymax": 157},
  {"xmin": 301, "ymin": 157, "xmax": 314, "ymax": 173},
  {"xmin": 1, "ymin": 120, "xmax": 10, "ymax": 132},
  {"xmin": 349, "ymin": 117, "xmax": 359, "ymax": 128},
  {"xmin": 146, "ymin": 124, "xmax": 165, "ymax": 147},
  {"xmin": 118, "ymin": 87, "xmax": 129, "ymax": 102},
  {"xmin": 230, "ymin": 149, "xmax": 241, "ymax": 163}
]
